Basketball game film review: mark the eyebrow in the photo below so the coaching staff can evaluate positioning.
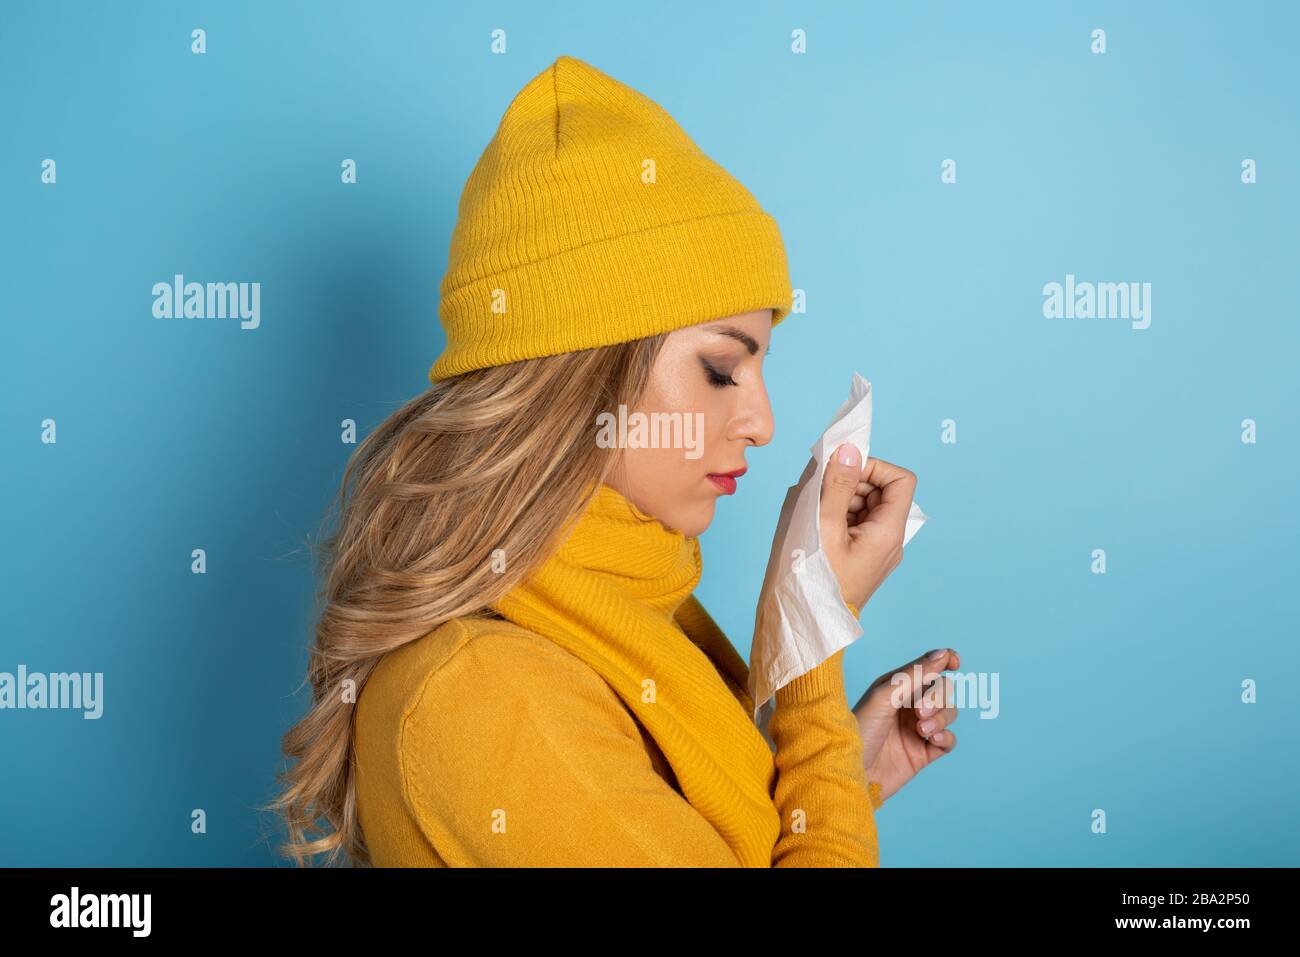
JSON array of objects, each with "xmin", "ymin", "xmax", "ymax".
[{"xmin": 703, "ymin": 323, "xmax": 767, "ymax": 356}]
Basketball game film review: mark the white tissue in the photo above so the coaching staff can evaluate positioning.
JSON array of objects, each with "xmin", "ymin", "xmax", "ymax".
[{"xmin": 750, "ymin": 372, "xmax": 928, "ymax": 731}]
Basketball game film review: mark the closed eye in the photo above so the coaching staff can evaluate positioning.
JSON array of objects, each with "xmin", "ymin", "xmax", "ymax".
[{"xmin": 700, "ymin": 360, "xmax": 739, "ymax": 389}]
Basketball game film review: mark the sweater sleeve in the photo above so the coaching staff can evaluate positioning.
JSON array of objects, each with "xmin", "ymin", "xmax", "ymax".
[
  {"xmin": 766, "ymin": 647, "xmax": 881, "ymax": 866},
  {"xmin": 843, "ymin": 600, "xmax": 885, "ymax": 812}
]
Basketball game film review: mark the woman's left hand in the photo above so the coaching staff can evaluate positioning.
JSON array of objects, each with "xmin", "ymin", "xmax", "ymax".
[{"xmin": 852, "ymin": 648, "xmax": 961, "ymax": 806}]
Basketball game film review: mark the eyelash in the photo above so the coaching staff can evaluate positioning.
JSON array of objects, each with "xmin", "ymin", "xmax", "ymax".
[{"xmin": 702, "ymin": 361, "xmax": 739, "ymax": 389}]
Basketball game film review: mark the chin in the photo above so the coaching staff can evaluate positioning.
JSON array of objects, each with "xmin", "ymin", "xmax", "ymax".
[{"xmin": 674, "ymin": 498, "xmax": 717, "ymax": 539}]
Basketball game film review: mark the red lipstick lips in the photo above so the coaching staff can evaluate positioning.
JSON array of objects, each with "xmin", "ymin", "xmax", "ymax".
[{"xmin": 706, "ymin": 466, "xmax": 747, "ymax": 495}]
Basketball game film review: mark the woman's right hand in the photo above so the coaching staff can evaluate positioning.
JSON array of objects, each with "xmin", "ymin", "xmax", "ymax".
[{"xmin": 819, "ymin": 443, "xmax": 918, "ymax": 613}]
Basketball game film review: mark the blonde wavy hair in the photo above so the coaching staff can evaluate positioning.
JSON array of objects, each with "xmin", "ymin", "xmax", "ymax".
[{"xmin": 266, "ymin": 333, "xmax": 667, "ymax": 866}]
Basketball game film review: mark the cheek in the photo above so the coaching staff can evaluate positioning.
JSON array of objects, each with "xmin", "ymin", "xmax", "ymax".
[
  {"xmin": 652, "ymin": 367, "xmax": 706, "ymax": 411},
  {"xmin": 630, "ymin": 347, "xmax": 732, "ymax": 474},
  {"xmin": 622, "ymin": 438, "xmax": 705, "ymax": 486},
  {"xmin": 648, "ymin": 377, "xmax": 728, "ymax": 452}
]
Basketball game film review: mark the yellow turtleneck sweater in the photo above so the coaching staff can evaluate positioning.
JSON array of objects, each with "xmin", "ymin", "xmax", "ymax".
[{"xmin": 354, "ymin": 482, "xmax": 882, "ymax": 867}]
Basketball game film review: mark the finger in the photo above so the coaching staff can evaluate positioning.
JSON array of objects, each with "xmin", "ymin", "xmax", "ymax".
[
  {"xmin": 917, "ymin": 674, "xmax": 954, "ymax": 717},
  {"xmin": 934, "ymin": 702, "xmax": 959, "ymax": 730},
  {"xmin": 848, "ymin": 484, "xmax": 885, "ymax": 525},
  {"xmin": 921, "ymin": 648, "xmax": 961, "ymax": 673},
  {"xmin": 850, "ymin": 482, "xmax": 881, "ymax": 505},
  {"xmin": 882, "ymin": 654, "xmax": 953, "ymax": 712},
  {"xmin": 819, "ymin": 443, "xmax": 864, "ymax": 534},
  {"xmin": 870, "ymin": 647, "xmax": 950, "ymax": 697},
  {"xmin": 917, "ymin": 681, "xmax": 959, "ymax": 736},
  {"xmin": 856, "ymin": 456, "xmax": 917, "ymax": 541},
  {"xmin": 926, "ymin": 729, "xmax": 957, "ymax": 754}
]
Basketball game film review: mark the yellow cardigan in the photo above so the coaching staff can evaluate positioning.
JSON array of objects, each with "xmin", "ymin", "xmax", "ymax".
[{"xmin": 354, "ymin": 484, "xmax": 882, "ymax": 867}]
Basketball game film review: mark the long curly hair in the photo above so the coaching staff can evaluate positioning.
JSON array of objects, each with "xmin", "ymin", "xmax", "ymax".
[{"xmin": 266, "ymin": 334, "xmax": 666, "ymax": 865}]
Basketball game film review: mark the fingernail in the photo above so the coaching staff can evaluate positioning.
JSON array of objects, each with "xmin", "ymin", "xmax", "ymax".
[
  {"xmin": 928, "ymin": 648, "xmax": 948, "ymax": 661},
  {"xmin": 919, "ymin": 719, "xmax": 936, "ymax": 735},
  {"xmin": 918, "ymin": 702, "xmax": 933, "ymax": 717},
  {"xmin": 837, "ymin": 443, "xmax": 860, "ymax": 467}
]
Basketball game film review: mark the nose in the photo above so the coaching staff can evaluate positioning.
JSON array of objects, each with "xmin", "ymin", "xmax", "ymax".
[{"xmin": 730, "ymin": 376, "xmax": 775, "ymax": 448}]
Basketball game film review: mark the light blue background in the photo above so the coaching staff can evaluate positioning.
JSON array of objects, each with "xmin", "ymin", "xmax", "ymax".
[{"xmin": 4, "ymin": 1, "xmax": 1297, "ymax": 866}]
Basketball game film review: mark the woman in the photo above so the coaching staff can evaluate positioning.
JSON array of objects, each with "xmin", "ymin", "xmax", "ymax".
[{"xmin": 271, "ymin": 55, "xmax": 960, "ymax": 867}]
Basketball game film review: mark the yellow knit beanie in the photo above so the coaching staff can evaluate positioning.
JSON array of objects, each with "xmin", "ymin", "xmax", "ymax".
[{"xmin": 428, "ymin": 55, "xmax": 794, "ymax": 383}]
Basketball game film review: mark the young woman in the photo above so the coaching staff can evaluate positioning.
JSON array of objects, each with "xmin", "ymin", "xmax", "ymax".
[{"xmin": 271, "ymin": 55, "xmax": 960, "ymax": 867}]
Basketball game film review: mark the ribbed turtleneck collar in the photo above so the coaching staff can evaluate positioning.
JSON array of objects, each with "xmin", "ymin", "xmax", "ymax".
[{"xmin": 553, "ymin": 482, "xmax": 703, "ymax": 621}]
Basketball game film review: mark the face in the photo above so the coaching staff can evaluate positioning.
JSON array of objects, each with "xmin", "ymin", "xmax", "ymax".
[{"xmin": 605, "ymin": 309, "xmax": 775, "ymax": 538}]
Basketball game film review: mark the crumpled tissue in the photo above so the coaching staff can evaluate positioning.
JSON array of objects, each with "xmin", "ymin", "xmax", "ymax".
[{"xmin": 750, "ymin": 372, "xmax": 928, "ymax": 732}]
